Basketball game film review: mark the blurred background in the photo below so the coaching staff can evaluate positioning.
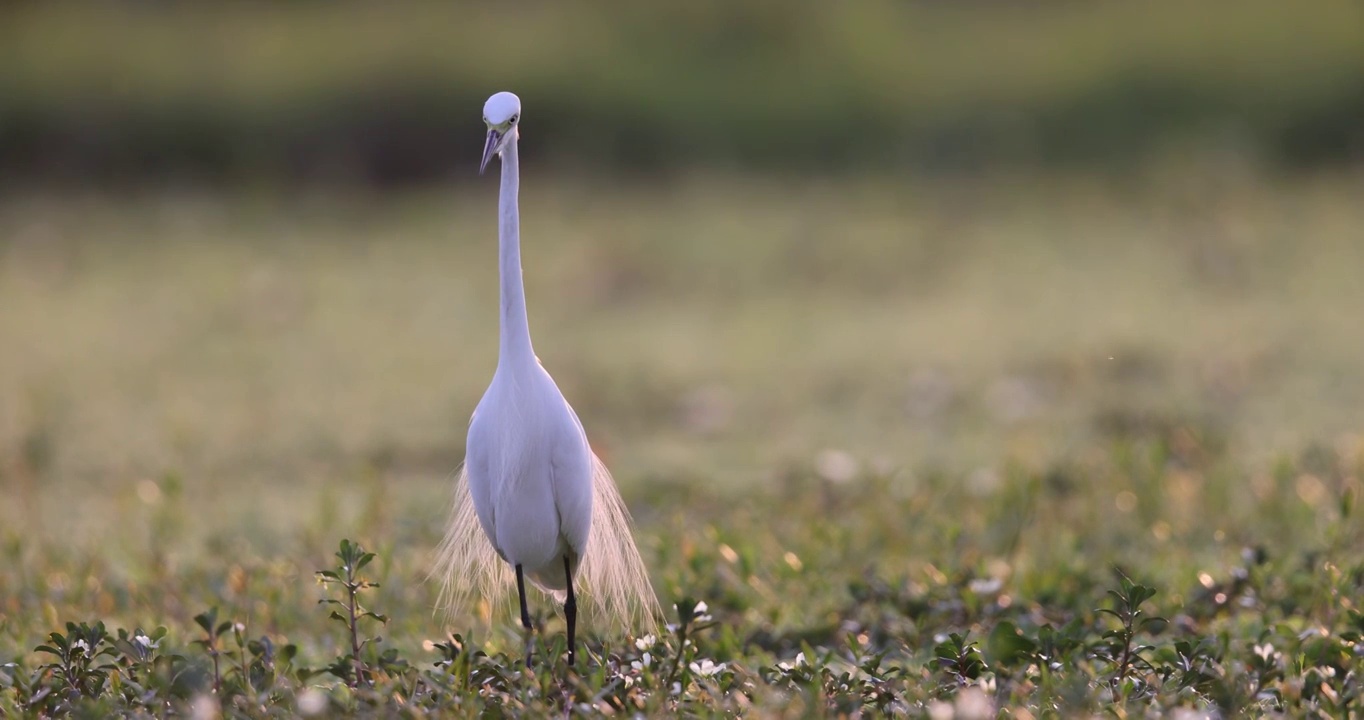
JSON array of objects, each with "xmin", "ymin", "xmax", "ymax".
[{"xmin": 1, "ymin": 0, "xmax": 1362, "ymax": 549}]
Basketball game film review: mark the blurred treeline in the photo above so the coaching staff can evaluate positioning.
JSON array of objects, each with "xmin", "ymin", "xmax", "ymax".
[{"xmin": 2, "ymin": 0, "xmax": 1362, "ymax": 188}]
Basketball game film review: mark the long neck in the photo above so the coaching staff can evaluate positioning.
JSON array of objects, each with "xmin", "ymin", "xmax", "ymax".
[{"xmin": 497, "ymin": 134, "xmax": 535, "ymax": 366}]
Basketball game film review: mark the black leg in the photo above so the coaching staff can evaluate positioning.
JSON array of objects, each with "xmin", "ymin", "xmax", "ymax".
[
  {"xmin": 515, "ymin": 564, "xmax": 532, "ymax": 630},
  {"xmin": 515, "ymin": 563, "xmax": 533, "ymax": 667},
  {"xmin": 563, "ymin": 554, "xmax": 577, "ymax": 666}
]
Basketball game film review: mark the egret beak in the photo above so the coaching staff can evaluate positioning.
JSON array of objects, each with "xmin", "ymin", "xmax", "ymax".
[{"xmin": 479, "ymin": 128, "xmax": 503, "ymax": 175}]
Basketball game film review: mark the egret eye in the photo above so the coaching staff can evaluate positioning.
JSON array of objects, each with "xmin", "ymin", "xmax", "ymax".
[{"xmin": 510, "ymin": 114, "xmax": 519, "ymax": 123}]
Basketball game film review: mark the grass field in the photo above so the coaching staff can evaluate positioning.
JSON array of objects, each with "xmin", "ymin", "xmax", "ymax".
[{"xmin": 2, "ymin": 167, "xmax": 1363, "ymax": 715}]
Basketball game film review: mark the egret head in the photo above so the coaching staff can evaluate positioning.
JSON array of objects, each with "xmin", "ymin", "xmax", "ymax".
[{"xmin": 480, "ymin": 91, "xmax": 522, "ymax": 175}]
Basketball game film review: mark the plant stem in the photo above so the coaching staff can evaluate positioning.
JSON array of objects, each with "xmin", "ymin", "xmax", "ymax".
[
  {"xmin": 663, "ymin": 623, "xmax": 689, "ymax": 691},
  {"xmin": 238, "ymin": 631, "xmax": 250, "ymax": 692},
  {"xmin": 1117, "ymin": 629, "xmax": 1132, "ymax": 684},
  {"xmin": 210, "ymin": 639, "xmax": 221, "ymax": 695},
  {"xmin": 347, "ymin": 567, "xmax": 365, "ymax": 687}
]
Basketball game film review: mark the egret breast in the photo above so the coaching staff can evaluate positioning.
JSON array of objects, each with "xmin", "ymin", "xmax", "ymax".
[{"xmin": 493, "ymin": 469, "xmax": 564, "ymax": 580}]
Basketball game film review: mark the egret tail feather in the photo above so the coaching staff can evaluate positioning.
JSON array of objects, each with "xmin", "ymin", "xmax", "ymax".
[
  {"xmin": 579, "ymin": 453, "xmax": 662, "ymax": 633},
  {"xmin": 431, "ymin": 465, "xmax": 513, "ymax": 623}
]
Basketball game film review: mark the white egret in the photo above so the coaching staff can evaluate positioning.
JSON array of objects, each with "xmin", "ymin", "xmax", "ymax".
[{"xmin": 434, "ymin": 91, "xmax": 660, "ymax": 666}]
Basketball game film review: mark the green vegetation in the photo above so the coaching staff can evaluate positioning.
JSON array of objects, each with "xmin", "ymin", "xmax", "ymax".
[
  {"xmin": 2, "ymin": 166, "xmax": 1363, "ymax": 714},
  {"xmin": 3, "ymin": 0, "xmax": 1363, "ymax": 183}
]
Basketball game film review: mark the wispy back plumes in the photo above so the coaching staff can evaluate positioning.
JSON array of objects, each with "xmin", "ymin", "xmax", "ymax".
[{"xmin": 431, "ymin": 459, "xmax": 660, "ymax": 634}]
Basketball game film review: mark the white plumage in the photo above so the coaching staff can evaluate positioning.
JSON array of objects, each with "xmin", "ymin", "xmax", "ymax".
[{"xmin": 433, "ymin": 92, "xmax": 659, "ymax": 665}]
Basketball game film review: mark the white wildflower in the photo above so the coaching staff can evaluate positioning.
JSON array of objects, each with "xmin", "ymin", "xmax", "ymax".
[
  {"xmin": 631, "ymin": 652, "xmax": 652, "ymax": 672},
  {"xmin": 689, "ymin": 659, "xmax": 726, "ymax": 677},
  {"xmin": 967, "ymin": 577, "xmax": 1002, "ymax": 595},
  {"xmin": 190, "ymin": 693, "xmax": 221, "ymax": 720},
  {"xmin": 297, "ymin": 688, "xmax": 328, "ymax": 716},
  {"xmin": 954, "ymin": 686, "xmax": 994, "ymax": 720},
  {"xmin": 635, "ymin": 634, "xmax": 657, "ymax": 651},
  {"xmin": 134, "ymin": 633, "xmax": 159, "ymax": 650}
]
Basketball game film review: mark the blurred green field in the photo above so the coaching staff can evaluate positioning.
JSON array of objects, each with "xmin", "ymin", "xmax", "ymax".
[
  {"xmin": 4, "ymin": 0, "xmax": 1363, "ymax": 182},
  {"xmin": 2, "ymin": 167, "xmax": 1364, "ymax": 713},
  {"xmin": 6, "ymin": 2, "xmax": 1364, "ymax": 713},
  {"xmin": 3, "ymin": 167, "xmax": 1364, "ymax": 536}
]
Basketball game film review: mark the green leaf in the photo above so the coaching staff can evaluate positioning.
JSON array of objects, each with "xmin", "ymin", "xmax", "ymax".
[
  {"xmin": 987, "ymin": 621, "xmax": 1037, "ymax": 667},
  {"xmin": 1141, "ymin": 616, "xmax": 1169, "ymax": 633},
  {"xmin": 1132, "ymin": 585, "xmax": 1157, "ymax": 607},
  {"xmin": 110, "ymin": 639, "xmax": 141, "ymax": 659},
  {"xmin": 194, "ymin": 608, "xmax": 218, "ymax": 633},
  {"xmin": 674, "ymin": 597, "xmax": 698, "ymax": 625}
]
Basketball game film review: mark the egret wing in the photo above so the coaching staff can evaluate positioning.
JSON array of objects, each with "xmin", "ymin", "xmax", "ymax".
[{"xmin": 549, "ymin": 427, "xmax": 594, "ymax": 564}]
